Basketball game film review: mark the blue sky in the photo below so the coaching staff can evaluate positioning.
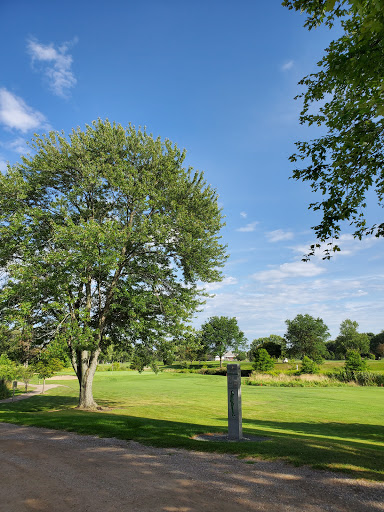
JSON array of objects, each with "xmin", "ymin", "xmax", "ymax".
[{"xmin": 1, "ymin": 0, "xmax": 383, "ymax": 341}]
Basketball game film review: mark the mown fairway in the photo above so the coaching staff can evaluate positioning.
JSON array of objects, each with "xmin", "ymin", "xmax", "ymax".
[{"xmin": 1, "ymin": 371, "xmax": 383, "ymax": 481}]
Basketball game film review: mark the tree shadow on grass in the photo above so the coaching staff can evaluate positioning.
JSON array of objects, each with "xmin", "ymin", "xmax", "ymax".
[
  {"xmin": 1, "ymin": 394, "xmax": 384, "ymax": 481},
  {"xmin": 239, "ymin": 417, "xmax": 384, "ymax": 481},
  {"xmin": 242, "ymin": 417, "xmax": 384, "ymax": 443}
]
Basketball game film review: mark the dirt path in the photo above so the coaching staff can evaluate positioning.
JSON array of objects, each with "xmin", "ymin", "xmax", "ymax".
[
  {"xmin": 1, "ymin": 423, "xmax": 383, "ymax": 512},
  {"xmin": 0, "ymin": 384, "xmax": 62, "ymax": 404}
]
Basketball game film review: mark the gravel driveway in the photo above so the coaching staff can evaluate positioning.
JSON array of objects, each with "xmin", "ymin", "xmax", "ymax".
[{"xmin": 1, "ymin": 422, "xmax": 384, "ymax": 512}]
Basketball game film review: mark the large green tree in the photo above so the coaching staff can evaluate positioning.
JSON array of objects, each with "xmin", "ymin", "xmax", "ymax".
[
  {"xmin": 0, "ymin": 120, "xmax": 227, "ymax": 408},
  {"xmin": 285, "ymin": 313, "xmax": 330, "ymax": 360},
  {"xmin": 200, "ymin": 316, "xmax": 247, "ymax": 367},
  {"xmin": 283, "ymin": 0, "xmax": 384, "ymax": 257},
  {"xmin": 335, "ymin": 319, "xmax": 370, "ymax": 355}
]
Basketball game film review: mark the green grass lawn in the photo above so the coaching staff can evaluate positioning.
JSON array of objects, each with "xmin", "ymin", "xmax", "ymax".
[{"xmin": 1, "ymin": 371, "xmax": 383, "ymax": 481}]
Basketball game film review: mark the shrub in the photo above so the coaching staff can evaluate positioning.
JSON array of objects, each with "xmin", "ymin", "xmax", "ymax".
[
  {"xmin": 0, "ymin": 354, "xmax": 20, "ymax": 381},
  {"xmin": 345, "ymin": 349, "xmax": 367, "ymax": 372},
  {"xmin": 253, "ymin": 348, "xmax": 275, "ymax": 372},
  {"xmin": 327, "ymin": 370, "xmax": 384, "ymax": 386},
  {"xmin": 313, "ymin": 355, "xmax": 324, "ymax": 365},
  {"xmin": 300, "ymin": 356, "xmax": 320, "ymax": 374}
]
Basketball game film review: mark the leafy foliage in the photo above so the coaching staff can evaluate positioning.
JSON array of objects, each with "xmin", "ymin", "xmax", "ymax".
[
  {"xmin": 285, "ymin": 314, "xmax": 329, "ymax": 360},
  {"xmin": 252, "ymin": 348, "xmax": 275, "ymax": 372},
  {"xmin": 173, "ymin": 329, "xmax": 207, "ymax": 362},
  {"xmin": 0, "ymin": 120, "xmax": 227, "ymax": 407},
  {"xmin": 344, "ymin": 349, "xmax": 368, "ymax": 372},
  {"xmin": 335, "ymin": 319, "xmax": 371, "ymax": 355},
  {"xmin": 0, "ymin": 354, "xmax": 20, "ymax": 381},
  {"xmin": 283, "ymin": 0, "xmax": 384, "ymax": 257},
  {"xmin": 299, "ymin": 355, "xmax": 320, "ymax": 374},
  {"xmin": 370, "ymin": 331, "xmax": 384, "ymax": 358},
  {"xmin": 33, "ymin": 353, "xmax": 64, "ymax": 380},
  {"xmin": 200, "ymin": 316, "xmax": 246, "ymax": 367},
  {"xmin": 250, "ymin": 334, "xmax": 286, "ymax": 360}
]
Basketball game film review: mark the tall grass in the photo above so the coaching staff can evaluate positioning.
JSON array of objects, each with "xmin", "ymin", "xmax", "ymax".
[{"xmin": 247, "ymin": 372, "xmax": 353, "ymax": 387}]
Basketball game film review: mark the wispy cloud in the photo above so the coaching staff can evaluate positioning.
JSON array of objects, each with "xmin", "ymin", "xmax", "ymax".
[
  {"xmin": 204, "ymin": 276, "xmax": 238, "ymax": 292},
  {"xmin": 0, "ymin": 88, "xmax": 48, "ymax": 133},
  {"xmin": 3, "ymin": 137, "xmax": 28, "ymax": 154},
  {"xmin": 252, "ymin": 261, "xmax": 325, "ymax": 281},
  {"xmin": 281, "ymin": 60, "xmax": 294, "ymax": 71},
  {"xmin": 196, "ymin": 274, "xmax": 384, "ymax": 339},
  {"xmin": 240, "ymin": 211, "xmax": 247, "ymax": 219},
  {"xmin": 266, "ymin": 229, "xmax": 294, "ymax": 243},
  {"xmin": 236, "ymin": 221, "xmax": 259, "ymax": 233},
  {"xmin": 27, "ymin": 37, "xmax": 77, "ymax": 97}
]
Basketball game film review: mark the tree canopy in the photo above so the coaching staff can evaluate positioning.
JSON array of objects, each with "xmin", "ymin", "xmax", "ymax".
[
  {"xmin": 252, "ymin": 348, "xmax": 275, "ymax": 372},
  {"xmin": 370, "ymin": 330, "xmax": 384, "ymax": 358},
  {"xmin": 285, "ymin": 313, "xmax": 329, "ymax": 360},
  {"xmin": 283, "ymin": 0, "xmax": 384, "ymax": 257},
  {"xmin": 200, "ymin": 316, "xmax": 246, "ymax": 367},
  {"xmin": 250, "ymin": 334, "xmax": 286, "ymax": 359},
  {"xmin": 335, "ymin": 319, "xmax": 370, "ymax": 355},
  {"xmin": 0, "ymin": 120, "xmax": 227, "ymax": 408}
]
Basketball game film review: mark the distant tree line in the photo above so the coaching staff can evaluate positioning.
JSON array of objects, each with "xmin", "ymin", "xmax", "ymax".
[
  {"xmin": 249, "ymin": 314, "xmax": 384, "ymax": 362},
  {"xmin": 1, "ymin": 311, "xmax": 383, "ymax": 376}
]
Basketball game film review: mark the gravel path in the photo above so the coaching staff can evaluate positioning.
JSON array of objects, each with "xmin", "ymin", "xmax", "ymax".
[
  {"xmin": 0, "ymin": 384, "xmax": 61, "ymax": 403},
  {"xmin": 1, "ymin": 422, "xmax": 384, "ymax": 512}
]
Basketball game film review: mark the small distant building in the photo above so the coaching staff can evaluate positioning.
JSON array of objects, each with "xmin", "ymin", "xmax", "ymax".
[{"xmin": 215, "ymin": 351, "xmax": 236, "ymax": 362}]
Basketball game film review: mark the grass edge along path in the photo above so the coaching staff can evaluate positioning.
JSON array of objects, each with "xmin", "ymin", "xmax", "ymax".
[{"xmin": 0, "ymin": 371, "xmax": 383, "ymax": 482}]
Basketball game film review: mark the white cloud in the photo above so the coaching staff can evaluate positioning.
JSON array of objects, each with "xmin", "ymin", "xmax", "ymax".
[
  {"xmin": 0, "ymin": 88, "xmax": 47, "ymax": 133},
  {"xmin": 204, "ymin": 276, "xmax": 238, "ymax": 292},
  {"xmin": 5, "ymin": 137, "xmax": 28, "ymax": 154},
  {"xmin": 236, "ymin": 221, "xmax": 259, "ymax": 232},
  {"xmin": 252, "ymin": 261, "xmax": 325, "ymax": 281},
  {"xmin": 281, "ymin": 60, "xmax": 294, "ymax": 71},
  {"xmin": 266, "ymin": 229, "xmax": 294, "ymax": 243},
  {"xmin": 195, "ymin": 274, "xmax": 384, "ymax": 340},
  {"xmin": 27, "ymin": 38, "xmax": 77, "ymax": 97},
  {"xmin": 240, "ymin": 211, "xmax": 247, "ymax": 219}
]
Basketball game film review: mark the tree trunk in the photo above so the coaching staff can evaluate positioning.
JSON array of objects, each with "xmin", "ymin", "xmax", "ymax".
[
  {"xmin": 220, "ymin": 355, "xmax": 222, "ymax": 368},
  {"xmin": 75, "ymin": 349, "xmax": 100, "ymax": 409}
]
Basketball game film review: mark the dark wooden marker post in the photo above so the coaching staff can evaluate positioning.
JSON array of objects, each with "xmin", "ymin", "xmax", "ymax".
[{"xmin": 227, "ymin": 363, "xmax": 242, "ymax": 440}]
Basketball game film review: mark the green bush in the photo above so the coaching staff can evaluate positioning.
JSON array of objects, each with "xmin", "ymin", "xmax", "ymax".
[
  {"xmin": 253, "ymin": 348, "xmax": 275, "ymax": 372},
  {"xmin": 300, "ymin": 356, "xmax": 320, "ymax": 374},
  {"xmin": 345, "ymin": 350, "xmax": 368, "ymax": 372},
  {"xmin": 0, "ymin": 354, "xmax": 20, "ymax": 381}
]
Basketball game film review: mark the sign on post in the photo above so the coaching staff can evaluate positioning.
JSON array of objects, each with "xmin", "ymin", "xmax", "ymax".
[{"xmin": 227, "ymin": 363, "xmax": 242, "ymax": 440}]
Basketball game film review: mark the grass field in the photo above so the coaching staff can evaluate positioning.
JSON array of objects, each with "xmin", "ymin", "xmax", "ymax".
[{"xmin": 1, "ymin": 371, "xmax": 383, "ymax": 481}]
